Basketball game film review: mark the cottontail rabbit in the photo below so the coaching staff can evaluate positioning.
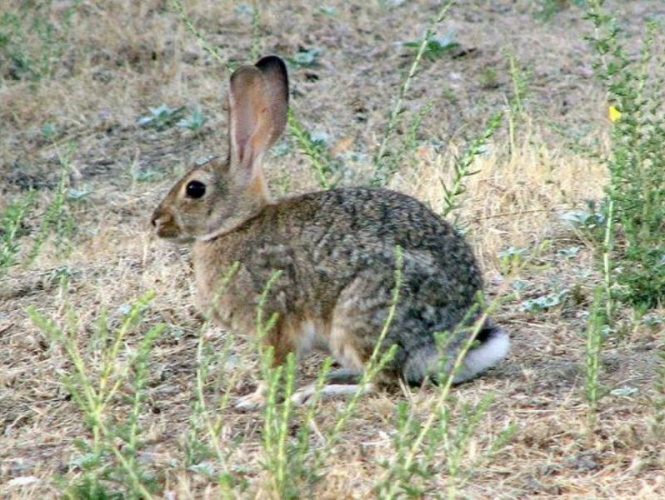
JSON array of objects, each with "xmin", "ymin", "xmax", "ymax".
[{"xmin": 151, "ymin": 56, "xmax": 509, "ymax": 409}]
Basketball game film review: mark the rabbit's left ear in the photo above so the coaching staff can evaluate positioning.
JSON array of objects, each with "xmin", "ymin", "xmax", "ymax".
[
  {"xmin": 227, "ymin": 56, "xmax": 288, "ymax": 183},
  {"xmin": 255, "ymin": 56, "xmax": 289, "ymax": 146}
]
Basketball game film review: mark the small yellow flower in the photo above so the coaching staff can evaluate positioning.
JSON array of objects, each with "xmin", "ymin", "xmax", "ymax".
[{"xmin": 609, "ymin": 105, "xmax": 622, "ymax": 123}]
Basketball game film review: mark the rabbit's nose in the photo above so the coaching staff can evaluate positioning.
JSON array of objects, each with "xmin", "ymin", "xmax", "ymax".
[{"xmin": 151, "ymin": 209, "xmax": 164, "ymax": 228}]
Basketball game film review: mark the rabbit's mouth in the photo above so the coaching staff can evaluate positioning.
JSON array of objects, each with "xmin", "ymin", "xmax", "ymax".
[
  {"xmin": 153, "ymin": 224, "xmax": 194, "ymax": 244},
  {"xmin": 151, "ymin": 209, "xmax": 193, "ymax": 243},
  {"xmin": 155, "ymin": 229, "xmax": 194, "ymax": 244}
]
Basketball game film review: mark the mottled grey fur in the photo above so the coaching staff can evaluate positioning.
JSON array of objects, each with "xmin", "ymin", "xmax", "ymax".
[{"xmin": 197, "ymin": 186, "xmax": 496, "ymax": 384}]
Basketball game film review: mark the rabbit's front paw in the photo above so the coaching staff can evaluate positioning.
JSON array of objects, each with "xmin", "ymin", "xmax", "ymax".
[
  {"xmin": 235, "ymin": 382, "xmax": 268, "ymax": 410},
  {"xmin": 291, "ymin": 383, "xmax": 376, "ymax": 406},
  {"xmin": 290, "ymin": 385, "xmax": 317, "ymax": 406}
]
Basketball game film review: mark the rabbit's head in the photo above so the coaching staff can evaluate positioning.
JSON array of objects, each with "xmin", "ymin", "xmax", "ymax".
[{"xmin": 151, "ymin": 56, "xmax": 288, "ymax": 242}]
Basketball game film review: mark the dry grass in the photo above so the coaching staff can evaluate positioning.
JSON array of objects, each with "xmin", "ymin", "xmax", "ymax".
[{"xmin": 2, "ymin": 0, "xmax": 664, "ymax": 498}]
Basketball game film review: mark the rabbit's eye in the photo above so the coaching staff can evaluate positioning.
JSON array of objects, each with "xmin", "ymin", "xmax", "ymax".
[{"xmin": 186, "ymin": 180, "xmax": 206, "ymax": 199}]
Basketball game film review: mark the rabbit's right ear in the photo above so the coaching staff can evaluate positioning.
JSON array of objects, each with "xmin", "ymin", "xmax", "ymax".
[{"xmin": 227, "ymin": 56, "xmax": 288, "ymax": 186}]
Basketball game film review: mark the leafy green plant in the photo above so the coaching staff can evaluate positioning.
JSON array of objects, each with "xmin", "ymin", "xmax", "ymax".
[
  {"xmin": 183, "ymin": 263, "xmax": 243, "ymax": 494},
  {"xmin": 170, "ymin": 0, "xmax": 226, "ymax": 66},
  {"xmin": 250, "ymin": 3, "xmax": 262, "ymax": 62},
  {"xmin": 234, "ymin": 3, "xmax": 263, "ymax": 61},
  {"xmin": 584, "ymin": 287, "xmax": 607, "ymax": 432},
  {"xmin": 507, "ymin": 53, "xmax": 530, "ymax": 120},
  {"xmin": 479, "ymin": 67, "xmax": 499, "ymax": 90},
  {"xmin": 371, "ymin": 103, "xmax": 433, "ymax": 190},
  {"xmin": 560, "ymin": 200, "xmax": 607, "ymax": 237},
  {"xmin": 41, "ymin": 122, "xmax": 58, "ymax": 141},
  {"xmin": 287, "ymin": 47, "xmax": 322, "ymax": 68},
  {"xmin": 28, "ymin": 146, "xmax": 77, "ymax": 265},
  {"xmin": 376, "ymin": 19, "xmax": 503, "ymax": 197},
  {"xmin": 185, "ymin": 329, "xmax": 243, "ymax": 494},
  {"xmin": 372, "ymin": 0, "xmax": 455, "ymax": 186},
  {"xmin": 440, "ymin": 112, "xmax": 502, "ymax": 219},
  {"xmin": 558, "ymin": 246, "xmax": 581, "ymax": 259},
  {"xmin": 67, "ymin": 188, "xmax": 92, "ymax": 202},
  {"xmin": 29, "ymin": 290, "xmax": 166, "ymax": 498},
  {"xmin": 312, "ymin": 247, "xmax": 404, "ymax": 451},
  {"xmin": 520, "ymin": 290, "xmax": 568, "ymax": 313},
  {"xmin": 536, "ymin": 0, "xmax": 587, "ymax": 22},
  {"xmin": 178, "ymin": 107, "xmax": 207, "ymax": 133},
  {"xmin": 376, "ymin": 307, "xmax": 515, "ymax": 498},
  {"xmin": 260, "ymin": 353, "xmax": 331, "ymax": 498},
  {"xmin": 403, "ymin": 33, "xmax": 459, "ymax": 62},
  {"xmin": 650, "ymin": 342, "xmax": 665, "ymax": 441},
  {"xmin": 586, "ymin": 2, "xmax": 665, "ymax": 309},
  {"xmin": 249, "ymin": 248, "xmax": 403, "ymax": 497},
  {"xmin": 287, "ymin": 110, "xmax": 341, "ymax": 189},
  {"xmin": 506, "ymin": 53, "xmax": 531, "ymax": 155},
  {"xmin": 0, "ymin": 191, "xmax": 35, "ymax": 277},
  {"xmin": 138, "ymin": 104, "xmax": 187, "ymax": 131},
  {"xmin": 0, "ymin": 1, "xmax": 80, "ymax": 81},
  {"xmin": 498, "ymin": 246, "xmax": 528, "ymax": 275}
]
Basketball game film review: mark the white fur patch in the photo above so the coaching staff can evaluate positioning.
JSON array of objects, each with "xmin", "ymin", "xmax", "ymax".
[
  {"xmin": 329, "ymin": 327, "xmax": 365, "ymax": 371},
  {"xmin": 296, "ymin": 319, "xmax": 329, "ymax": 354},
  {"xmin": 454, "ymin": 329, "xmax": 510, "ymax": 384},
  {"xmin": 291, "ymin": 383, "xmax": 376, "ymax": 406},
  {"xmin": 198, "ymin": 226, "xmax": 231, "ymax": 242}
]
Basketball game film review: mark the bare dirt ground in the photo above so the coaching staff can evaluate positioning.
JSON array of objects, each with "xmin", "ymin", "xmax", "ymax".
[{"xmin": 1, "ymin": 0, "xmax": 664, "ymax": 497}]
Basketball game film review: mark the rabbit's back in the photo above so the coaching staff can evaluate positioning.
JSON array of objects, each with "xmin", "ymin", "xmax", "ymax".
[{"xmin": 195, "ymin": 187, "xmax": 484, "ymax": 377}]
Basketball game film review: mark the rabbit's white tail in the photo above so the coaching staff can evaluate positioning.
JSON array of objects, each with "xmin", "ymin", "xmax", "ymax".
[
  {"xmin": 452, "ymin": 327, "xmax": 510, "ymax": 384},
  {"xmin": 402, "ymin": 327, "xmax": 510, "ymax": 385}
]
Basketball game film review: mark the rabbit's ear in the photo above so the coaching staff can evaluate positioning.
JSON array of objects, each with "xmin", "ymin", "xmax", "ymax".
[
  {"xmin": 255, "ymin": 56, "xmax": 289, "ymax": 144},
  {"xmin": 228, "ymin": 56, "xmax": 288, "ymax": 184}
]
